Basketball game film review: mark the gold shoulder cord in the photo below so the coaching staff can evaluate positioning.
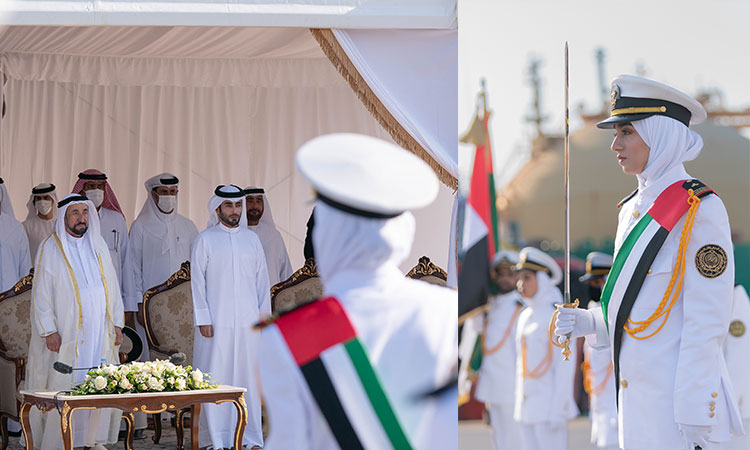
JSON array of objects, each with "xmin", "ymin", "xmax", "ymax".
[
  {"xmin": 582, "ymin": 353, "xmax": 613, "ymax": 396},
  {"xmin": 52, "ymin": 233, "xmax": 84, "ymax": 359},
  {"xmin": 521, "ymin": 335, "xmax": 553, "ymax": 378},
  {"xmin": 625, "ymin": 189, "xmax": 701, "ymax": 339},
  {"xmin": 482, "ymin": 304, "xmax": 522, "ymax": 356}
]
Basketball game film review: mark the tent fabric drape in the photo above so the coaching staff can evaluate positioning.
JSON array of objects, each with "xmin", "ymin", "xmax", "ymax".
[
  {"xmin": 311, "ymin": 28, "xmax": 458, "ymax": 190},
  {"xmin": 0, "ymin": 26, "xmax": 455, "ymax": 273}
]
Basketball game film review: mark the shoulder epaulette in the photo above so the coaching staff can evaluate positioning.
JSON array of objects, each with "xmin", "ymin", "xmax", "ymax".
[
  {"xmin": 252, "ymin": 297, "xmax": 321, "ymax": 330},
  {"xmin": 681, "ymin": 179, "xmax": 714, "ymax": 199},
  {"xmin": 617, "ymin": 189, "xmax": 638, "ymax": 208}
]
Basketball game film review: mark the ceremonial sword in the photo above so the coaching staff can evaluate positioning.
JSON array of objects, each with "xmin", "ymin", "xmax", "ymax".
[{"xmin": 550, "ymin": 42, "xmax": 579, "ymax": 360}]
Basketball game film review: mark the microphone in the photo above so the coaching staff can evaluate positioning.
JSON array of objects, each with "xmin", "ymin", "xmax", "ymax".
[{"xmin": 53, "ymin": 352, "xmax": 186, "ymax": 375}]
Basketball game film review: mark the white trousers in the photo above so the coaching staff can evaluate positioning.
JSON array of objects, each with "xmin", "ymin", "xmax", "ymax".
[
  {"xmin": 488, "ymin": 403, "xmax": 522, "ymax": 450},
  {"xmin": 520, "ymin": 422, "xmax": 567, "ymax": 450}
]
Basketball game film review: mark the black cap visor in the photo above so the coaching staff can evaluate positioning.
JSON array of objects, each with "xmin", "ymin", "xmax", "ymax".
[{"xmin": 596, "ymin": 113, "xmax": 657, "ymax": 129}]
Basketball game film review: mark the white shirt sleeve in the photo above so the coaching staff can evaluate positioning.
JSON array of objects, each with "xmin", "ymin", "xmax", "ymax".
[
  {"xmin": 31, "ymin": 238, "xmax": 58, "ymax": 336},
  {"xmin": 255, "ymin": 239, "xmax": 272, "ymax": 318},
  {"xmin": 190, "ymin": 234, "xmax": 212, "ymax": 326},
  {"xmin": 123, "ymin": 223, "xmax": 144, "ymax": 312}
]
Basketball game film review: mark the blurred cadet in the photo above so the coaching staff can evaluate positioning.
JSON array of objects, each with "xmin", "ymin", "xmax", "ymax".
[
  {"xmin": 473, "ymin": 250, "xmax": 524, "ymax": 449},
  {"xmin": 0, "ymin": 178, "xmax": 31, "ymax": 291},
  {"xmin": 718, "ymin": 285, "xmax": 750, "ymax": 449},
  {"xmin": 258, "ymin": 133, "xmax": 456, "ymax": 449},
  {"xmin": 555, "ymin": 75, "xmax": 743, "ymax": 449},
  {"xmin": 578, "ymin": 252, "xmax": 617, "ymax": 450},
  {"xmin": 72, "ymin": 169, "xmax": 128, "ymax": 289},
  {"xmin": 191, "ymin": 184, "xmax": 269, "ymax": 449},
  {"xmin": 514, "ymin": 247, "xmax": 578, "ymax": 450},
  {"xmin": 244, "ymin": 186, "xmax": 292, "ymax": 286},
  {"xmin": 22, "ymin": 182, "xmax": 57, "ymax": 264}
]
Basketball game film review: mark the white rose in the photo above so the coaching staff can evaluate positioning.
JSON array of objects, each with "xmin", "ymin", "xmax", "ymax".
[
  {"xmin": 119, "ymin": 365, "xmax": 130, "ymax": 376},
  {"xmin": 192, "ymin": 369, "xmax": 204, "ymax": 383},
  {"xmin": 165, "ymin": 362, "xmax": 176, "ymax": 371},
  {"xmin": 147, "ymin": 376, "xmax": 163, "ymax": 391},
  {"xmin": 175, "ymin": 378, "xmax": 187, "ymax": 391},
  {"xmin": 119, "ymin": 378, "xmax": 133, "ymax": 390},
  {"xmin": 103, "ymin": 365, "xmax": 116, "ymax": 376},
  {"xmin": 93, "ymin": 376, "xmax": 107, "ymax": 391}
]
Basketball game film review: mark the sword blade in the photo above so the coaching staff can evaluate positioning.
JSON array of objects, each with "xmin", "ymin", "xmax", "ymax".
[{"xmin": 564, "ymin": 42, "xmax": 571, "ymax": 304}]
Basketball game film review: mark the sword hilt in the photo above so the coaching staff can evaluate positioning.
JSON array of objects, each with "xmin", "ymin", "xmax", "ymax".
[{"xmin": 548, "ymin": 298, "xmax": 579, "ymax": 361}]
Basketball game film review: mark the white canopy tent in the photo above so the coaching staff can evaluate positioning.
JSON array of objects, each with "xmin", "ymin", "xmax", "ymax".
[{"xmin": 0, "ymin": 1, "xmax": 457, "ymax": 275}]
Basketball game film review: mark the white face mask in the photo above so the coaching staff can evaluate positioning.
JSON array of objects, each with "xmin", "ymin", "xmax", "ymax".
[
  {"xmin": 85, "ymin": 189, "xmax": 104, "ymax": 208},
  {"xmin": 35, "ymin": 200, "xmax": 53, "ymax": 216},
  {"xmin": 157, "ymin": 195, "xmax": 176, "ymax": 213}
]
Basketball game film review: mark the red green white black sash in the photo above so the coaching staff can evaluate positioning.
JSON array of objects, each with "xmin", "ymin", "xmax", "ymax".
[
  {"xmin": 272, "ymin": 296, "xmax": 413, "ymax": 450},
  {"xmin": 600, "ymin": 179, "xmax": 714, "ymax": 396}
]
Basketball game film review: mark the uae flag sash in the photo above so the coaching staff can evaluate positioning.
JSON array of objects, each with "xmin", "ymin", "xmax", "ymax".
[
  {"xmin": 600, "ymin": 179, "xmax": 714, "ymax": 395},
  {"xmin": 272, "ymin": 297, "xmax": 413, "ymax": 450}
]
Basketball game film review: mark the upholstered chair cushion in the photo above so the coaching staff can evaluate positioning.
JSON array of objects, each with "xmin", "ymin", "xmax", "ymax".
[
  {"xmin": 0, "ymin": 289, "xmax": 32, "ymax": 359},
  {"xmin": 273, "ymin": 277, "xmax": 323, "ymax": 313},
  {"xmin": 146, "ymin": 281, "xmax": 194, "ymax": 365}
]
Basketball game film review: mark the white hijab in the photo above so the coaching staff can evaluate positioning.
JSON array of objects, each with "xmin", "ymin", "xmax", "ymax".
[
  {"xmin": 25, "ymin": 183, "xmax": 58, "ymax": 222},
  {"xmin": 0, "ymin": 180, "xmax": 15, "ymax": 219},
  {"xmin": 312, "ymin": 201, "xmax": 414, "ymax": 290},
  {"xmin": 633, "ymin": 115, "xmax": 703, "ymax": 191},
  {"xmin": 522, "ymin": 271, "xmax": 563, "ymax": 307},
  {"xmin": 206, "ymin": 185, "xmax": 247, "ymax": 229}
]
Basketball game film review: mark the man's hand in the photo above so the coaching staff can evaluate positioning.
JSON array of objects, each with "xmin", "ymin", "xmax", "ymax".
[
  {"xmin": 136, "ymin": 303, "xmax": 145, "ymax": 327},
  {"xmin": 554, "ymin": 305, "xmax": 596, "ymax": 338},
  {"xmin": 114, "ymin": 326, "xmax": 123, "ymax": 346},
  {"xmin": 45, "ymin": 332, "xmax": 61, "ymax": 353},
  {"xmin": 678, "ymin": 423, "xmax": 711, "ymax": 449},
  {"xmin": 199, "ymin": 325, "xmax": 213, "ymax": 338}
]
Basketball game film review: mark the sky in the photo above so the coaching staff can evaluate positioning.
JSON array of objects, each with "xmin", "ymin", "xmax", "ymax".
[{"xmin": 458, "ymin": 0, "xmax": 750, "ymax": 191}]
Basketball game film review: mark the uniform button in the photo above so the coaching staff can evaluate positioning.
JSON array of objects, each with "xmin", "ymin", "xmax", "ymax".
[
  {"xmin": 633, "ymin": 210, "xmax": 640, "ymax": 219},
  {"xmin": 710, "ymin": 401, "xmax": 716, "ymax": 406},
  {"xmin": 621, "ymin": 379, "xmax": 628, "ymax": 388},
  {"xmin": 712, "ymin": 392, "xmax": 718, "ymax": 398},
  {"xmin": 647, "ymin": 269, "xmax": 652, "ymax": 274},
  {"xmin": 710, "ymin": 412, "xmax": 715, "ymax": 418},
  {"xmin": 710, "ymin": 405, "xmax": 715, "ymax": 411}
]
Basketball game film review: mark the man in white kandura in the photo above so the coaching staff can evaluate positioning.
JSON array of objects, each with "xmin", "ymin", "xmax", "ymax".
[
  {"xmin": 578, "ymin": 252, "xmax": 618, "ymax": 450},
  {"xmin": 191, "ymin": 184, "xmax": 270, "ymax": 450},
  {"xmin": 514, "ymin": 247, "xmax": 578, "ymax": 450},
  {"xmin": 72, "ymin": 169, "xmax": 129, "ymax": 289},
  {"xmin": 123, "ymin": 173, "xmax": 198, "ymax": 439},
  {"xmin": 0, "ymin": 178, "xmax": 32, "ymax": 292},
  {"xmin": 718, "ymin": 285, "xmax": 750, "ymax": 450},
  {"xmin": 22, "ymin": 183, "xmax": 58, "ymax": 264},
  {"xmin": 244, "ymin": 186, "xmax": 293, "ymax": 286},
  {"xmin": 26, "ymin": 193, "xmax": 124, "ymax": 450},
  {"xmin": 555, "ymin": 75, "xmax": 744, "ymax": 449},
  {"xmin": 258, "ymin": 133, "xmax": 457, "ymax": 449},
  {"xmin": 474, "ymin": 250, "xmax": 524, "ymax": 449}
]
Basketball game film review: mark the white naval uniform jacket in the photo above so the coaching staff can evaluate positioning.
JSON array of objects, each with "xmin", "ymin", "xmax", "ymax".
[
  {"xmin": 475, "ymin": 291, "xmax": 523, "ymax": 406},
  {"xmin": 595, "ymin": 165, "xmax": 743, "ymax": 449},
  {"xmin": 584, "ymin": 304, "xmax": 618, "ymax": 448}
]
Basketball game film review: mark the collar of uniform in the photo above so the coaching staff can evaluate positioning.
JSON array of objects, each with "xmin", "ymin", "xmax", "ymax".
[
  {"xmin": 218, "ymin": 222, "xmax": 241, "ymax": 233},
  {"xmin": 637, "ymin": 163, "xmax": 691, "ymax": 207}
]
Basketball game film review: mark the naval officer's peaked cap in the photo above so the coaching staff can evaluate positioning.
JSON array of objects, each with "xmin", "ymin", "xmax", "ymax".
[
  {"xmin": 295, "ymin": 133, "xmax": 439, "ymax": 219},
  {"xmin": 597, "ymin": 74, "xmax": 707, "ymax": 129}
]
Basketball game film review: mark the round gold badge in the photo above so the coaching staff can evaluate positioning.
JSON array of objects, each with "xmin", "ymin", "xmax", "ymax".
[
  {"xmin": 695, "ymin": 244, "xmax": 728, "ymax": 278},
  {"xmin": 729, "ymin": 320, "xmax": 745, "ymax": 338}
]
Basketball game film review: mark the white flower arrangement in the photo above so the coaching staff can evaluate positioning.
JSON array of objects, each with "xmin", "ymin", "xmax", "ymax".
[{"xmin": 72, "ymin": 360, "xmax": 216, "ymax": 395}]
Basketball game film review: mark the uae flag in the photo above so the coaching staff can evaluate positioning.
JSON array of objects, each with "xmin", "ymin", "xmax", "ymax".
[
  {"xmin": 458, "ymin": 106, "xmax": 499, "ymax": 319},
  {"xmin": 272, "ymin": 297, "xmax": 413, "ymax": 450}
]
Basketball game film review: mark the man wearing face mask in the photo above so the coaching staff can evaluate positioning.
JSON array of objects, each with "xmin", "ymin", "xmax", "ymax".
[
  {"xmin": 244, "ymin": 187, "xmax": 293, "ymax": 286},
  {"xmin": 578, "ymin": 252, "xmax": 617, "ymax": 450},
  {"xmin": 191, "ymin": 184, "xmax": 269, "ymax": 450},
  {"xmin": 555, "ymin": 75, "xmax": 743, "ymax": 449},
  {"xmin": 257, "ymin": 134, "xmax": 456, "ymax": 450},
  {"xmin": 474, "ymin": 250, "xmax": 524, "ymax": 449},
  {"xmin": 122, "ymin": 173, "xmax": 198, "ymax": 439},
  {"xmin": 22, "ymin": 183, "xmax": 58, "ymax": 264},
  {"xmin": 72, "ymin": 170, "xmax": 129, "ymax": 290}
]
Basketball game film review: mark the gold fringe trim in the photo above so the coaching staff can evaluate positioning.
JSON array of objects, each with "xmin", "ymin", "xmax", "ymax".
[{"xmin": 310, "ymin": 28, "xmax": 457, "ymax": 191}]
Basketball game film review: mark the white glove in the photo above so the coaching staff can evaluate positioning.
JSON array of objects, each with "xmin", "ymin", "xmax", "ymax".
[
  {"xmin": 678, "ymin": 423, "xmax": 711, "ymax": 449},
  {"xmin": 554, "ymin": 305, "xmax": 596, "ymax": 338}
]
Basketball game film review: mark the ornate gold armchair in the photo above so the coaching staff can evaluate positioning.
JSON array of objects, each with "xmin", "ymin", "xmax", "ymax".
[
  {"xmin": 0, "ymin": 270, "xmax": 33, "ymax": 450},
  {"xmin": 271, "ymin": 258, "xmax": 322, "ymax": 313},
  {"xmin": 406, "ymin": 256, "xmax": 448, "ymax": 286},
  {"xmin": 141, "ymin": 261, "xmax": 193, "ymax": 447}
]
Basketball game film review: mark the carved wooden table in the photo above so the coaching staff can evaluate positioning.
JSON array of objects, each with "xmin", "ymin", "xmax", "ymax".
[{"xmin": 19, "ymin": 385, "xmax": 247, "ymax": 450}]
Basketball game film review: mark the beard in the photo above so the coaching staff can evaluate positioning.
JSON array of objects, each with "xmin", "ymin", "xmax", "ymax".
[
  {"xmin": 246, "ymin": 209, "xmax": 262, "ymax": 222},
  {"xmin": 219, "ymin": 211, "xmax": 241, "ymax": 227},
  {"xmin": 67, "ymin": 222, "xmax": 88, "ymax": 237}
]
